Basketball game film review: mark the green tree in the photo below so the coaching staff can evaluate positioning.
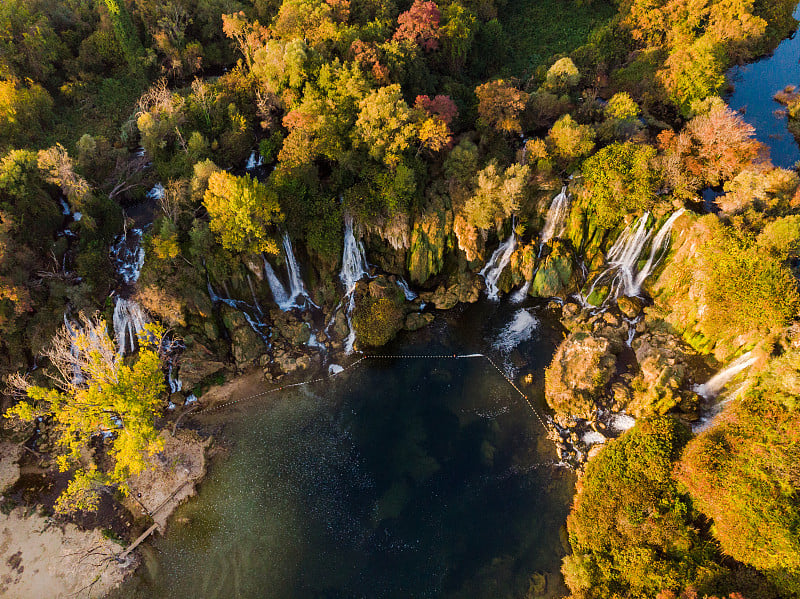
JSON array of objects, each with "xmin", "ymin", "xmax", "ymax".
[
  {"xmin": 203, "ymin": 171, "xmax": 283, "ymax": 254},
  {"xmin": 354, "ymin": 84, "xmax": 417, "ymax": 168},
  {"xmin": 463, "ymin": 161, "xmax": 529, "ymax": 230},
  {"xmin": 547, "ymin": 114, "xmax": 595, "ymax": 163},
  {"xmin": 563, "ymin": 417, "xmax": 734, "ymax": 598},
  {"xmin": 5, "ymin": 314, "xmax": 167, "ymax": 514},
  {"xmin": 582, "ymin": 141, "xmax": 660, "ymax": 228}
]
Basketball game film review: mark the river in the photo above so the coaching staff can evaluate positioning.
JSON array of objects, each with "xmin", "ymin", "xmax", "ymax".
[
  {"xmin": 727, "ymin": 3, "xmax": 800, "ymax": 167},
  {"xmin": 110, "ymin": 301, "xmax": 575, "ymax": 599}
]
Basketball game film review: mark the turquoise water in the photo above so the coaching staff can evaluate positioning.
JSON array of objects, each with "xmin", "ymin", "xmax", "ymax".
[
  {"xmin": 727, "ymin": 3, "xmax": 800, "ymax": 167},
  {"xmin": 111, "ymin": 303, "xmax": 575, "ymax": 598}
]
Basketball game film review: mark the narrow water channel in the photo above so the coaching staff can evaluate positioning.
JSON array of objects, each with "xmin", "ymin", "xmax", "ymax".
[{"xmin": 111, "ymin": 301, "xmax": 575, "ymax": 598}]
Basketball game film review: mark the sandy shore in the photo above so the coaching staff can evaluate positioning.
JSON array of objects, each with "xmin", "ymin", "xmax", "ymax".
[{"xmin": 0, "ymin": 506, "xmax": 137, "ymax": 599}]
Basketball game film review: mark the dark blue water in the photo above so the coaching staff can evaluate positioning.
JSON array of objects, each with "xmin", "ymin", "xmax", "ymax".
[
  {"xmin": 727, "ymin": 3, "xmax": 800, "ymax": 167},
  {"xmin": 111, "ymin": 302, "xmax": 575, "ymax": 599}
]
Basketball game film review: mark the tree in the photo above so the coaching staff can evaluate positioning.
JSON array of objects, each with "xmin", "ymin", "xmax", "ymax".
[
  {"xmin": 462, "ymin": 161, "xmax": 529, "ymax": 230},
  {"xmin": 675, "ymin": 347, "xmax": 800, "ymax": 596},
  {"xmin": 203, "ymin": 171, "xmax": 283, "ymax": 255},
  {"xmin": 440, "ymin": 3, "xmax": 475, "ymax": 70},
  {"xmin": 5, "ymin": 313, "xmax": 167, "ymax": 514},
  {"xmin": 582, "ymin": 141, "xmax": 661, "ymax": 228},
  {"xmin": 475, "ymin": 79, "xmax": 528, "ymax": 135},
  {"xmin": 354, "ymin": 84, "xmax": 417, "ymax": 168},
  {"xmin": 563, "ymin": 417, "xmax": 740, "ymax": 599},
  {"xmin": 393, "ymin": 0, "xmax": 442, "ymax": 51},
  {"xmin": 544, "ymin": 57, "xmax": 580, "ymax": 91},
  {"xmin": 547, "ymin": 114, "xmax": 595, "ymax": 163}
]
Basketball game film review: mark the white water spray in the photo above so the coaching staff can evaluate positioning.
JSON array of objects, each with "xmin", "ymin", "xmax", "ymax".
[
  {"xmin": 263, "ymin": 256, "xmax": 291, "ymax": 309},
  {"xmin": 480, "ymin": 232, "xmax": 517, "ymax": 301},
  {"xmin": 110, "ymin": 228, "xmax": 145, "ymax": 285},
  {"xmin": 539, "ymin": 186, "xmax": 570, "ymax": 249},
  {"xmin": 113, "ymin": 298, "xmax": 149, "ymax": 354},
  {"xmin": 585, "ymin": 209, "xmax": 683, "ymax": 303},
  {"xmin": 245, "ymin": 150, "xmax": 263, "ymax": 170},
  {"xmin": 492, "ymin": 309, "xmax": 539, "ymax": 354},
  {"xmin": 693, "ymin": 351, "xmax": 756, "ymax": 400},
  {"xmin": 340, "ymin": 216, "xmax": 369, "ymax": 292}
]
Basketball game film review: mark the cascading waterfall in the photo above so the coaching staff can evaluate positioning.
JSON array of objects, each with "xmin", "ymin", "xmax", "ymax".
[
  {"xmin": 113, "ymin": 298, "xmax": 149, "ymax": 354},
  {"xmin": 539, "ymin": 186, "xmax": 570, "ymax": 250},
  {"xmin": 480, "ymin": 231, "xmax": 517, "ymax": 301},
  {"xmin": 693, "ymin": 351, "xmax": 756, "ymax": 400},
  {"xmin": 245, "ymin": 150, "xmax": 263, "ymax": 170},
  {"xmin": 585, "ymin": 208, "xmax": 684, "ymax": 303},
  {"xmin": 340, "ymin": 216, "xmax": 370, "ymax": 354},
  {"xmin": 263, "ymin": 256, "xmax": 291, "ymax": 309},
  {"xmin": 282, "ymin": 233, "xmax": 312, "ymax": 306},
  {"xmin": 340, "ymin": 216, "xmax": 369, "ymax": 292},
  {"xmin": 262, "ymin": 233, "xmax": 313, "ymax": 311},
  {"xmin": 207, "ymin": 279, "xmax": 271, "ymax": 346},
  {"xmin": 110, "ymin": 228, "xmax": 145, "ymax": 285},
  {"xmin": 397, "ymin": 277, "xmax": 418, "ymax": 301}
]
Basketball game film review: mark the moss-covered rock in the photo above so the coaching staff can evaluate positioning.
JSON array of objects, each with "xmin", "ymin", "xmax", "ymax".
[
  {"xmin": 545, "ymin": 331, "xmax": 618, "ymax": 422},
  {"xmin": 221, "ymin": 306, "xmax": 266, "ymax": 366},
  {"xmin": 404, "ymin": 311, "xmax": 434, "ymax": 331},
  {"xmin": 627, "ymin": 332, "xmax": 700, "ymax": 418},
  {"xmin": 530, "ymin": 239, "xmax": 580, "ymax": 298},
  {"xmin": 352, "ymin": 296, "xmax": 405, "ymax": 347},
  {"xmin": 407, "ymin": 203, "xmax": 452, "ymax": 285}
]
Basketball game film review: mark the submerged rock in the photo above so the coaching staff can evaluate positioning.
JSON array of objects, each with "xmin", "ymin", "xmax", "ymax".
[{"xmin": 404, "ymin": 312, "xmax": 434, "ymax": 331}]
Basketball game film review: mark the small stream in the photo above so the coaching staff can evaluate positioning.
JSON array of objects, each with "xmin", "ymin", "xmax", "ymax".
[{"xmin": 110, "ymin": 301, "xmax": 574, "ymax": 599}]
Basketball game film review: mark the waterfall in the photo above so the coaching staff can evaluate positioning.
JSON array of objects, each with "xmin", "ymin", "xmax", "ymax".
[
  {"xmin": 397, "ymin": 277, "xmax": 418, "ymax": 300},
  {"xmin": 113, "ymin": 298, "xmax": 149, "ymax": 354},
  {"xmin": 262, "ymin": 234, "xmax": 312, "ymax": 311},
  {"xmin": 479, "ymin": 232, "xmax": 516, "ymax": 301},
  {"xmin": 207, "ymin": 279, "xmax": 271, "ymax": 346},
  {"xmin": 110, "ymin": 228, "xmax": 145, "ymax": 285},
  {"xmin": 632, "ymin": 208, "xmax": 685, "ymax": 290},
  {"xmin": 282, "ymin": 233, "xmax": 311, "ymax": 306},
  {"xmin": 585, "ymin": 208, "xmax": 683, "ymax": 303},
  {"xmin": 539, "ymin": 186, "xmax": 570, "ymax": 249},
  {"xmin": 245, "ymin": 150, "xmax": 263, "ymax": 170},
  {"xmin": 510, "ymin": 279, "xmax": 532, "ymax": 304},
  {"xmin": 693, "ymin": 351, "xmax": 756, "ymax": 400},
  {"xmin": 339, "ymin": 216, "xmax": 370, "ymax": 355},
  {"xmin": 263, "ymin": 256, "xmax": 291, "ymax": 309},
  {"xmin": 340, "ymin": 216, "xmax": 369, "ymax": 292}
]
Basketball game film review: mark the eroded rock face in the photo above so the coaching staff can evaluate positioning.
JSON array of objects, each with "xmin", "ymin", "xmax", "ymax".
[
  {"xmin": 271, "ymin": 309, "xmax": 312, "ymax": 346},
  {"xmin": 419, "ymin": 273, "xmax": 483, "ymax": 310},
  {"xmin": 545, "ymin": 332, "xmax": 618, "ymax": 423},
  {"xmin": 222, "ymin": 307, "xmax": 265, "ymax": 366},
  {"xmin": 179, "ymin": 338, "xmax": 226, "ymax": 390}
]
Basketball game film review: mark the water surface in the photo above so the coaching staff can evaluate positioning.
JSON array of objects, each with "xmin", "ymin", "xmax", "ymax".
[
  {"xmin": 727, "ymin": 3, "xmax": 800, "ymax": 167},
  {"xmin": 111, "ymin": 302, "xmax": 574, "ymax": 599}
]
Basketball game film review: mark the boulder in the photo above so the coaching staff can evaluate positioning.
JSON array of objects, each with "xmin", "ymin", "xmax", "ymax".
[
  {"xmin": 627, "ymin": 332, "xmax": 696, "ymax": 417},
  {"xmin": 617, "ymin": 295, "xmax": 643, "ymax": 319},
  {"xmin": 222, "ymin": 307, "xmax": 266, "ymax": 366},
  {"xmin": 404, "ymin": 312, "xmax": 434, "ymax": 331},
  {"xmin": 530, "ymin": 240, "xmax": 580, "ymax": 299},
  {"xmin": 544, "ymin": 332, "xmax": 618, "ymax": 423},
  {"xmin": 179, "ymin": 339, "xmax": 226, "ymax": 390}
]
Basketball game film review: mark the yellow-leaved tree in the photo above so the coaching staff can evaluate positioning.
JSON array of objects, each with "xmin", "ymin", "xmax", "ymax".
[
  {"xmin": 5, "ymin": 313, "xmax": 166, "ymax": 514},
  {"xmin": 203, "ymin": 171, "xmax": 283, "ymax": 255}
]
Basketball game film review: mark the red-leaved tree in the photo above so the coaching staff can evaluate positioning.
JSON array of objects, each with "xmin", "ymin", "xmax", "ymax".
[{"xmin": 393, "ymin": 0, "xmax": 441, "ymax": 51}]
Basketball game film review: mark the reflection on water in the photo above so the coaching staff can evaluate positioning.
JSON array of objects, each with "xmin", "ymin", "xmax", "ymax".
[
  {"xmin": 111, "ymin": 302, "xmax": 574, "ymax": 599},
  {"xmin": 727, "ymin": 3, "xmax": 800, "ymax": 167}
]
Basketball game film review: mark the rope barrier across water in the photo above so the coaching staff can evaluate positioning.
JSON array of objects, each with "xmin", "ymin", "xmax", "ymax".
[{"xmin": 193, "ymin": 353, "xmax": 552, "ymax": 435}]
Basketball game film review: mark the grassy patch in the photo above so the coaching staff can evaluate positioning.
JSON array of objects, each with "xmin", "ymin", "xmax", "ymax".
[{"xmin": 499, "ymin": 0, "xmax": 616, "ymax": 78}]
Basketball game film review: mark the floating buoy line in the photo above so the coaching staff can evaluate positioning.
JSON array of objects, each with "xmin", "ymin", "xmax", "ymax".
[{"xmin": 187, "ymin": 351, "xmax": 560, "ymax": 462}]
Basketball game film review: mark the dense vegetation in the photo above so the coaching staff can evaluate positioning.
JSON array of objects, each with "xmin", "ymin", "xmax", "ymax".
[{"xmin": 0, "ymin": 0, "xmax": 799, "ymax": 596}]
